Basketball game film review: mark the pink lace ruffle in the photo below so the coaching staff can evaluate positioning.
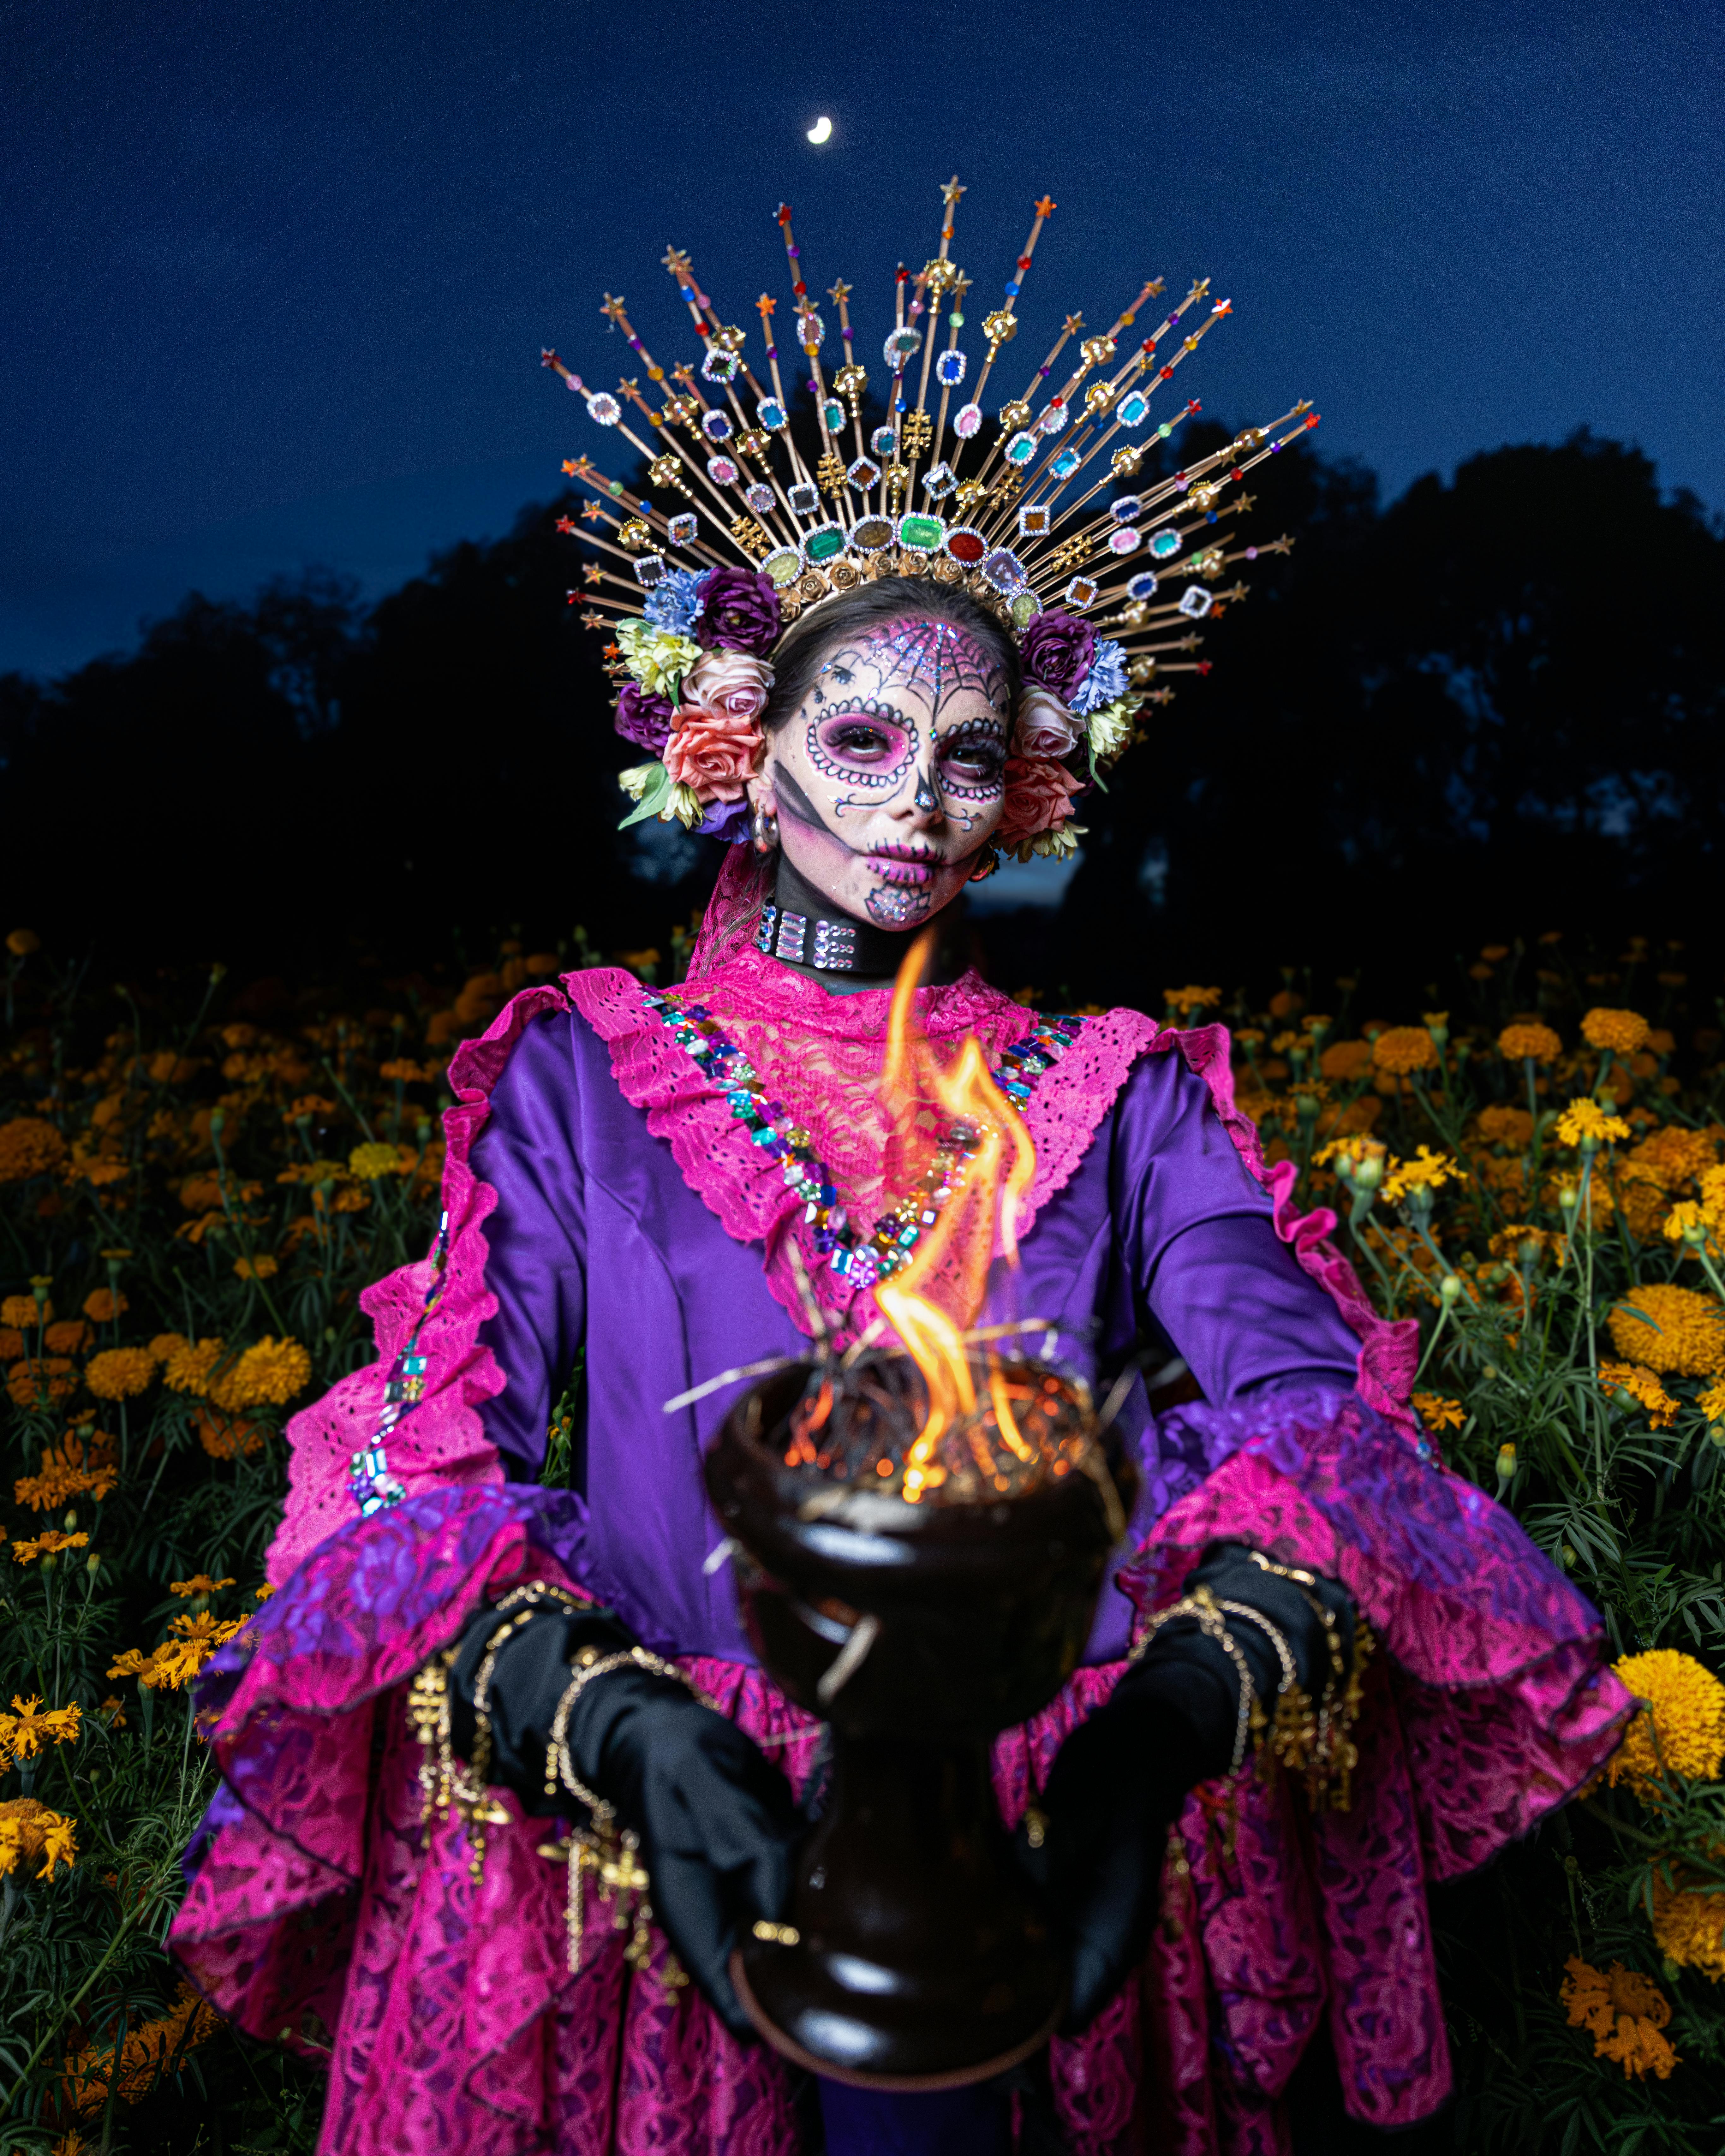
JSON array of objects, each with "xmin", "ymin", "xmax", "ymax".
[{"xmin": 268, "ymin": 983, "xmax": 575, "ymax": 1584}]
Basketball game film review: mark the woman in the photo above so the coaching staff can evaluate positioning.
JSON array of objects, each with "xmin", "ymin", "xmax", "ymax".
[{"xmin": 173, "ymin": 190, "xmax": 1629, "ymax": 2156}]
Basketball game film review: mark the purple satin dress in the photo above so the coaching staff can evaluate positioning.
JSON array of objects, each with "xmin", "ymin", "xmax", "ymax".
[{"xmin": 170, "ymin": 958, "xmax": 1631, "ymax": 2156}]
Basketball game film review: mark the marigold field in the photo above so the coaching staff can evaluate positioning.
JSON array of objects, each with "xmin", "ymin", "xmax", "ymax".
[{"xmin": 5, "ymin": 923, "xmax": 1725, "ymax": 2154}]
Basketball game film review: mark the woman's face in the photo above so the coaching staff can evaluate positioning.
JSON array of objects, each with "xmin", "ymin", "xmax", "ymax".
[{"xmin": 748, "ymin": 614, "xmax": 1011, "ymax": 930}]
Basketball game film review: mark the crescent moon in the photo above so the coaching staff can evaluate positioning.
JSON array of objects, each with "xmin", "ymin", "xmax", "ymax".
[{"xmin": 807, "ymin": 116, "xmax": 833, "ymax": 144}]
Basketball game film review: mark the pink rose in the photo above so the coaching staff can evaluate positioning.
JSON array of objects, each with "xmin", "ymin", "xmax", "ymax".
[
  {"xmin": 662, "ymin": 701, "xmax": 763, "ymax": 802},
  {"xmin": 996, "ymin": 755, "xmax": 1081, "ymax": 848},
  {"xmin": 1014, "ymin": 687, "xmax": 1081, "ymax": 761},
  {"xmin": 684, "ymin": 648, "xmax": 773, "ymax": 725}
]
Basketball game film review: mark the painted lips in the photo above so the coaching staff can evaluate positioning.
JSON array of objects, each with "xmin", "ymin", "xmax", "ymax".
[{"xmin": 865, "ymin": 843, "xmax": 941, "ymax": 886}]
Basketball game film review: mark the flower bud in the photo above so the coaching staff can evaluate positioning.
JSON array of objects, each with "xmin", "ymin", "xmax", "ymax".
[
  {"xmin": 41, "ymin": 1552, "xmax": 57, "ymax": 1575},
  {"xmin": 1352, "ymin": 1152, "xmax": 1385, "ymax": 1194},
  {"xmin": 1495, "ymin": 1443, "xmax": 1517, "ymax": 1485},
  {"xmin": 86, "ymin": 1550, "xmax": 102, "ymax": 1578},
  {"xmin": 1560, "ymin": 1543, "xmax": 1577, "ymax": 1570},
  {"xmin": 209, "ymin": 1110, "xmax": 225, "ymax": 1138},
  {"xmin": 1440, "ymin": 1274, "xmax": 1463, "ymax": 1305},
  {"xmin": 63, "ymin": 1508, "xmax": 76, "ymax": 1531},
  {"xmin": 1294, "ymin": 1092, "xmax": 1320, "ymax": 1123}
]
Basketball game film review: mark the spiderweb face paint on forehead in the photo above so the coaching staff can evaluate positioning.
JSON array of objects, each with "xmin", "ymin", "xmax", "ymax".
[{"xmin": 821, "ymin": 617, "xmax": 1008, "ymax": 724}]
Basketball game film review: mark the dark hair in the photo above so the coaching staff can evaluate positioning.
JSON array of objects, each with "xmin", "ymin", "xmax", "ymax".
[{"xmin": 760, "ymin": 576, "xmax": 1022, "ymax": 732}]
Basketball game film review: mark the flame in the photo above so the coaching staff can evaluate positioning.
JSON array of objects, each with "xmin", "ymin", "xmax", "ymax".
[{"xmin": 872, "ymin": 937, "xmax": 1036, "ymax": 1500}]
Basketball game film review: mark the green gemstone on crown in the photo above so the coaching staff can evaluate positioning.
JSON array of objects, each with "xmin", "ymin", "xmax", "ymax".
[
  {"xmin": 805, "ymin": 525, "xmax": 846, "ymax": 563},
  {"xmin": 898, "ymin": 515, "xmax": 944, "ymax": 552}
]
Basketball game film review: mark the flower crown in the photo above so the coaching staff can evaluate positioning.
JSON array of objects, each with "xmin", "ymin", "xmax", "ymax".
[{"xmin": 543, "ymin": 176, "xmax": 1316, "ymax": 857}]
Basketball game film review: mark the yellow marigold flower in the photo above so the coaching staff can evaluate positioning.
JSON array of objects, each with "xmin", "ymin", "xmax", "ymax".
[
  {"xmin": 1699, "ymin": 1381, "xmax": 1725, "ymax": 1424},
  {"xmin": 1561, "ymin": 1957, "xmax": 1677, "ymax": 2080},
  {"xmin": 1582, "ymin": 1007, "xmax": 1651, "ymax": 1056},
  {"xmin": 11, "ymin": 1530, "xmax": 88, "ymax": 1565},
  {"xmin": 209, "ymin": 1335, "xmax": 312, "ymax": 1411},
  {"xmin": 0, "ymin": 1117, "xmax": 68, "ymax": 1182},
  {"xmin": 1555, "ymin": 1098, "xmax": 1632, "ymax": 1148},
  {"xmin": 1411, "ymin": 1392, "xmax": 1464, "ymax": 1433},
  {"xmin": 348, "ymin": 1141, "xmax": 406, "ymax": 1181},
  {"xmin": 0, "ymin": 1695, "xmax": 81, "ymax": 1771},
  {"xmin": 1609, "ymin": 1283, "xmax": 1725, "ymax": 1377},
  {"xmin": 84, "ymin": 1347, "xmax": 155, "ymax": 1401},
  {"xmin": 1665, "ymin": 1201, "xmax": 1715, "ymax": 1250},
  {"xmin": 1370, "ymin": 1026, "xmax": 1438, "ymax": 1076},
  {"xmin": 146, "ymin": 1331, "xmax": 189, "ymax": 1365},
  {"xmin": 0, "ymin": 1797, "xmax": 78, "ymax": 1882},
  {"xmin": 1598, "ymin": 1361, "xmax": 1681, "ymax": 1430},
  {"xmin": 81, "ymin": 1288, "xmax": 128, "ymax": 1323},
  {"xmin": 1162, "ymin": 985, "xmax": 1222, "ymax": 1013},
  {"xmin": 162, "ymin": 1337, "xmax": 226, "ymax": 1396},
  {"xmin": 1498, "ymin": 1022, "xmax": 1562, "ymax": 1063},
  {"xmin": 6, "ymin": 927, "xmax": 40, "ymax": 956},
  {"xmin": 1382, "ymin": 1145, "xmax": 1460, "ymax": 1205},
  {"xmin": 170, "ymin": 1575, "xmax": 235, "ymax": 1599},
  {"xmin": 1608, "ymin": 1649, "xmax": 1725, "ymax": 1799},
  {"xmin": 1, "ymin": 1292, "xmax": 45, "ymax": 1328},
  {"xmin": 1651, "ymin": 1868, "xmax": 1725, "ymax": 1981},
  {"xmin": 232, "ymin": 1254, "xmax": 278, "ymax": 1280}
]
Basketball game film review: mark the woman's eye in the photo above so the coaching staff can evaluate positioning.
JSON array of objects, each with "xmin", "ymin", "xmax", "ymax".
[{"xmin": 824, "ymin": 723, "xmax": 896, "ymax": 760}]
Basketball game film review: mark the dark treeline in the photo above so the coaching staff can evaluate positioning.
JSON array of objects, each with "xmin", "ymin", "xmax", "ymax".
[{"xmin": 2, "ymin": 427, "xmax": 1720, "ymax": 1009}]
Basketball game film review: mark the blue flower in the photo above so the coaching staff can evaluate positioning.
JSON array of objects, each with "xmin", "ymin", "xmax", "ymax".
[
  {"xmin": 642, "ymin": 568, "xmax": 706, "ymax": 635},
  {"xmin": 1069, "ymin": 639, "xmax": 1129, "ymax": 716}
]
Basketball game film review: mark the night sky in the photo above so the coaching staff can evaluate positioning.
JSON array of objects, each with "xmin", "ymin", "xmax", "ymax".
[{"xmin": 3, "ymin": 0, "xmax": 1719, "ymax": 678}]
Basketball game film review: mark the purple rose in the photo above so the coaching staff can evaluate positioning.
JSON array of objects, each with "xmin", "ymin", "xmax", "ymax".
[
  {"xmin": 1018, "ymin": 610, "xmax": 1096, "ymax": 702},
  {"xmin": 614, "ymin": 682, "xmax": 673, "ymax": 754},
  {"xmin": 695, "ymin": 567, "xmax": 782, "ymax": 655}
]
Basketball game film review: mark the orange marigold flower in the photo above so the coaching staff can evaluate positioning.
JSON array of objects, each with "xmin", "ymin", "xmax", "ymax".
[
  {"xmin": 1582, "ymin": 1007, "xmax": 1651, "ymax": 1056},
  {"xmin": 170, "ymin": 1574, "xmax": 236, "ymax": 1598},
  {"xmin": 0, "ymin": 1117, "xmax": 68, "ymax": 1182},
  {"xmin": 1, "ymin": 1292, "xmax": 47, "ymax": 1328},
  {"xmin": 81, "ymin": 1288, "xmax": 128, "ymax": 1323},
  {"xmin": 1162, "ymin": 985, "xmax": 1222, "ymax": 1014},
  {"xmin": 1476, "ymin": 1104, "xmax": 1534, "ymax": 1149},
  {"xmin": 6, "ymin": 1356, "xmax": 75, "ymax": 1409},
  {"xmin": 1700, "ymin": 1381, "xmax": 1725, "ymax": 1424},
  {"xmin": 1561, "ymin": 1957, "xmax": 1677, "ymax": 2080},
  {"xmin": 191, "ymin": 1408, "xmax": 266, "ymax": 1460},
  {"xmin": 1598, "ymin": 1361, "xmax": 1681, "ymax": 1430},
  {"xmin": 1608, "ymin": 1283, "xmax": 1725, "ymax": 1377},
  {"xmin": 6, "ymin": 928, "xmax": 40, "ymax": 956},
  {"xmin": 1624, "ymin": 1125, "xmax": 1717, "ymax": 1194},
  {"xmin": 61, "ymin": 1980, "xmax": 221, "ymax": 2114},
  {"xmin": 1651, "ymin": 1867, "xmax": 1725, "ymax": 1981},
  {"xmin": 43, "ymin": 1319, "xmax": 92, "ymax": 1355},
  {"xmin": 232, "ymin": 1254, "xmax": 278, "ymax": 1280},
  {"xmin": 1498, "ymin": 1022, "xmax": 1562, "ymax": 1063},
  {"xmin": 1608, "ymin": 1649, "xmax": 1725, "ymax": 1800},
  {"xmin": 162, "ymin": 1338, "xmax": 226, "ymax": 1396},
  {"xmin": 147, "ymin": 1331, "xmax": 189, "ymax": 1365},
  {"xmin": 1370, "ymin": 1027, "xmax": 1438, "ymax": 1076},
  {"xmin": 1411, "ymin": 1392, "xmax": 1465, "ymax": 1433},
  {"xmin": 0, "ymin": 1327, "xmax": 24, "ymax": 1361},
  {"xmin": 84, "ymin": 1347, "xmax": 155, "ymax": 1401},
  {"xmin": 0, "ymin": 1797, "xmax": 78, "ymax": 1882}
]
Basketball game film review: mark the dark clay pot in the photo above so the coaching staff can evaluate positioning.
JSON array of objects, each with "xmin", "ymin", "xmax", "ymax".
[{"xmin": 704, "ymin": 1365, "xmax": 1131, "ymax": 2088}]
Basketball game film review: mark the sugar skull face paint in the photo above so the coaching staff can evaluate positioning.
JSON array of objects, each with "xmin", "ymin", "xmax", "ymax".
[{"xmin": 750, "ymin": 617, "xmax": 1010, "ymax": 931}]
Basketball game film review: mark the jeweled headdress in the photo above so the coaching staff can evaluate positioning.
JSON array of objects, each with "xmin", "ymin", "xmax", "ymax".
[{"xmin": 542, "ymin": 178, "xmax": 1316, "ymax": 854}]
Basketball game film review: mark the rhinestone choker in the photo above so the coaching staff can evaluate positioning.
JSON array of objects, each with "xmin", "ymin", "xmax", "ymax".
[{"xmin": 756, "ymin": 903, "xmax": 861, "ymax": 972}]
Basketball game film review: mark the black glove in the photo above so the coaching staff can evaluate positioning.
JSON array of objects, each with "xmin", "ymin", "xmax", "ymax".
[
  {"xmin": 1023, "ymin": 1542, "xmax": 1354, "ymax": 2032},
  {"xmin": 450, "ymin": 1598, "xmax": 800, "ymax": 2036}
]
